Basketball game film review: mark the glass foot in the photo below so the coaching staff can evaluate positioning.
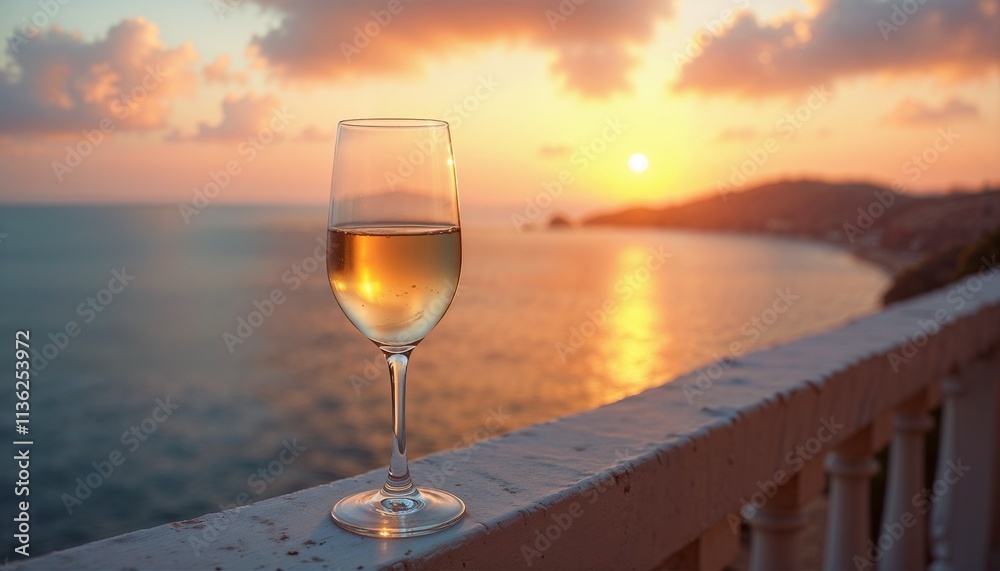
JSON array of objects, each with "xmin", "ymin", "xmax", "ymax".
[{"xmin": 331, "ymin": 487, "xmax": 465, "ymax": 538}]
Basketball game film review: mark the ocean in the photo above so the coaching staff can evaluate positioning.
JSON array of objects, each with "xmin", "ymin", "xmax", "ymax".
[{"xmin": 0, "ymin": 205, "xmax": 889, "ymax": 556}]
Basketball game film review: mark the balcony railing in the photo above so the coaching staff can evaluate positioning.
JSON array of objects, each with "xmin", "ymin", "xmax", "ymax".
[{"xmin": 15, "ymin": 269, "xmax": 1000, "ymax": 570}]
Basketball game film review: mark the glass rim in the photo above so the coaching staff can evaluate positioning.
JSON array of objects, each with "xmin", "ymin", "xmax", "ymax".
[{"xmin": 338, "ymin": 118, "xmax": 448, "ymax": 129}]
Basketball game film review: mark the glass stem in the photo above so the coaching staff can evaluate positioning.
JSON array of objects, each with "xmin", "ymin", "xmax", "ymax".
[{"xmin": 382, "ymin": 347, "xmax": 415, "ymax": 497}]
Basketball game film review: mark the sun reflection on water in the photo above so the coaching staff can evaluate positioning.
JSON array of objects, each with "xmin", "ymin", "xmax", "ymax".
[{"xmin": 596, "ymin": 245, "xmax": 671, "ymax": 405}]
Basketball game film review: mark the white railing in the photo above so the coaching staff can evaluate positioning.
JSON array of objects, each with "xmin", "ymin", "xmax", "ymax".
[{"xmin": 14, "ymin": 270, "xmax": 1000, "ymax": 570}]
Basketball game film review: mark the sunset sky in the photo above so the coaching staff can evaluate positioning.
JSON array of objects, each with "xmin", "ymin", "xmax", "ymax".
[{"xmin": 0, "ymin": 0, "xmax": 997, "ymax": 216}]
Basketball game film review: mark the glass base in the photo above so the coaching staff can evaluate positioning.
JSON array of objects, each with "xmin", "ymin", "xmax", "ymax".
[{"xmin": 331, "ymin": 487, "xmax": 465, "ymax": 538}]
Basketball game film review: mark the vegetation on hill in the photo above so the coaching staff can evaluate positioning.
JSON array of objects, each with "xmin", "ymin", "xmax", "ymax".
[
  {"xmin": 584, "ymin": 179, "xmax": 1000, "ymax": 254},
  {"xmin": 883, "ymin": 226, "xmax": 1000, "ymax": 305}
]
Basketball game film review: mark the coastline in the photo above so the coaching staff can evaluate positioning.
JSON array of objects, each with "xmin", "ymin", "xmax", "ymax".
[
  {"xmin": 569, "ymin": 222, "xmax": 920, "ymax": 278},
  {"xmin": 843, "ymin": 245, "xmax": 922, "ymax": 277}
]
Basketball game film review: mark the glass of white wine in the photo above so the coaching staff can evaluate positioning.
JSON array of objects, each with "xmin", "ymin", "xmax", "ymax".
[{"xmin": 326, "ymin": 118, "xmax": 465, "ymax": 537}]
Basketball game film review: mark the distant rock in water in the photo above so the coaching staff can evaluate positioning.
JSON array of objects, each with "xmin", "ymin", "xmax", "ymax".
[{"xmin": 548, "ymin": 214, "xmax": 575, "ymax": 229}]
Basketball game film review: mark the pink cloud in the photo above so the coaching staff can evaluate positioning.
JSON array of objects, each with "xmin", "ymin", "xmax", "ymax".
[
  {"xmin": 295, "ymin": 124, "xmax": 334, "ymax": 143},
  {"xmin": 674, "ymin": 0, "xmax": 1000, "ymax": 97},
  {"xmin": 537, "ymin": 144, "xmax": 572, "ymax": 159},
  {"xmin": 174, "ymin": 93, "xmax": 289, "ymax": 142},
  {"xmin": 714, "ymin": 126, "xmax": 758, "ymax": 142},
  {"xmin": 0, "ymin": 18, "xmax": 198, "ymax": 135},
  {"xmin": 883, "ymin": 97, "xmax": 980, "ymax": 126},
  {"xmin": 248, "ymin": 0, "xmax": 674, "ymax": 98},
  {"xmin": 203, "ymin": 54, "xmax": 248, "ymax": 85}
]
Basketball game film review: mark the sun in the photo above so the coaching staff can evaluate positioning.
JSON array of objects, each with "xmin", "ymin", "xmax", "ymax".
[{"xmin": 628, "ymin": 153, "xmax": 648, "ymax": 173}]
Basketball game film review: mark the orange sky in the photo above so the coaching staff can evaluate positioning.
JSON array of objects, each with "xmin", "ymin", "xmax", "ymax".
[{"xmin": 0, "ymin": 0, "xmax": 997, "ymax": 218}]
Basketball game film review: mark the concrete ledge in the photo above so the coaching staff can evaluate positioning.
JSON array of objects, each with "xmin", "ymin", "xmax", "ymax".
[{"xmin": 17, "ymin": 272, "xmax": 1000, "ymax": 570}]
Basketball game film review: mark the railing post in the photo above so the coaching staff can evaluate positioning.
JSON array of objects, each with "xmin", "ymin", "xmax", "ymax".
[
  {"xmin": 929, "ymin": 375, "xmax": 966, "ymax": 571},
  {"xmin": 700, "ymin": 517, "xmax": 741, "ymax": 570},
  {"xmin": 823, "ymin": 420, "xmax": 886, "ymax": 571},
  {"xmin": 879, "ymin": 389, "xmax": 934, "ymax": 571},
  {"xmin": 931, "ymin": 357, "xmax": 1000, "ymax": 571},
  {"xmin": 748, "ymin": 458, "xmax": 824, "ymax": 570},
  {"xmin": 661, "ymin": 518, "xmax": 740, "ymax": 571},
  {"xmin": 991, "ymin": 373, "xmax": 1000, "ymax": 571}
]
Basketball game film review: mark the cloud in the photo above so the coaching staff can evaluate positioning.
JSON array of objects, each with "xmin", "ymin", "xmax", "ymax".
[
  {"xmin": 295, "ymin": 124, "xmax": 333, "ymax": 143},
  {"xmin": 0, "ymin": 18, "xmax": 197, "ymax": 135},
  {"xmin": 714, "ymin": 126, "xmax": 757, "ymax": 142},
  {"xmin": 674, "ymin": 0, "xmax": 1000, "ymax": 97},
  {"xmin": 537, "ymin": 144, "xmax": 572, "ymax": 159},
  {"xmin": 171, "ymin": 93, "xmax": 284, "ymax": 142},
  {"xmin": 883, "ymin": 97, "xmax": 980, "ymax": 126},
  {"xmin": 203, "ymin": 54, "xmax": 248, "ymax": 85},
  {"xmin": 248, "ymin": 0, "xmax": 673, "ymax": 98}
]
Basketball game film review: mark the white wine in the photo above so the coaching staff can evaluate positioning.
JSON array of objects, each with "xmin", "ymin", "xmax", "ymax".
[{"xmin": 327, "ymin": 225, "xmax": 461, "ymax": 346}]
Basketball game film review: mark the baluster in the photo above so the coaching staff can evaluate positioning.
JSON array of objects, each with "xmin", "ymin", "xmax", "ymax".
[
  {"xmin": 929, "ymin": 375, "xmax": 965, "ymax": 571},
  {"xmin": 748, "ymin": 457, "xmax": 823, "ymax": 570},
  {"xmin": 824, "ymin": 423, "xmax": 883, "ymax": 570},
  {"xmin": 933, "ymin": 358, "xmax": 1000, "ymax": 570},
  {"xmin": 660, "ymin": 518, "xmax": 739, "ymax": 570},
  {"xmin": 879, "ymin": 389, "xmax": 934, "ymax": 571}
]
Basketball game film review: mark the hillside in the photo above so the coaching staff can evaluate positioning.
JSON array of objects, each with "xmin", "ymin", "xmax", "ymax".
[
  {"xmin": 583, "ymin": 180, "xmax": 1000, "ymax": 255},
  {"xmin": 883, "ymin": 226, "xmax": 1000, "ymax": 305}
]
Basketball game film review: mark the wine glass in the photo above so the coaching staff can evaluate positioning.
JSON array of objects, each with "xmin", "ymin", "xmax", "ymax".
[{"xmin": 326, "ymin": 118, "xmax": 465, "ymax": 537}]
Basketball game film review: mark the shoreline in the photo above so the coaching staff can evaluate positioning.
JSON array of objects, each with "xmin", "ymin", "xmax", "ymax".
[
  {"xmin": 567, "ymin": 222, "xmax": 921, "ymax": 278},
  {"xmin": 843, "ymin": 245, "xmax": 922, "ymax": 277}
]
